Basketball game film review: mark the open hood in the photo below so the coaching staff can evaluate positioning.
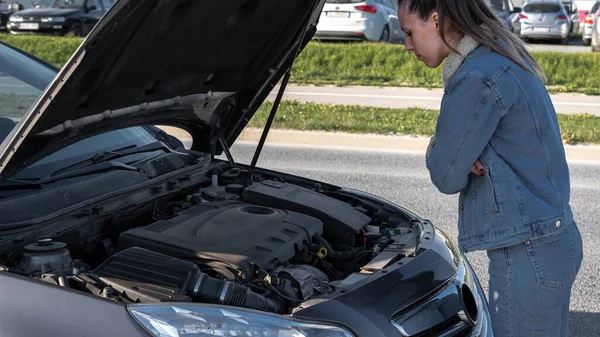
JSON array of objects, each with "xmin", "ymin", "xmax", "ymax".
[{"xmin": 0, "ymin": 0, "xmax": 325, "ymax": 177}]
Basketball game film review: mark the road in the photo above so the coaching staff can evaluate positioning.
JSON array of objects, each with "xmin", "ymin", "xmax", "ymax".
[
  {"xmin": 268, "ymin": 85, "xmax": 600, "ymax": 116},
  {"xmin": 217, "ymin": 141, "xmax": 600, "ymax": 337}
]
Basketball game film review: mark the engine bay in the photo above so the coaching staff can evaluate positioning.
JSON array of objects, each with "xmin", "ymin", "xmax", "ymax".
[{"xmin": 0, "ymin": 163, "xmax": 421, "ymax": 314}]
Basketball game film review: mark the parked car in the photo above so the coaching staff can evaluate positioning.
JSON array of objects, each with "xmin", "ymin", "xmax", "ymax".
[
  {"xmin": 519, "ymin": 0, "xmax": 571, "ymax": 44},
  {"xmin": 7, "ymin": 0, "xmax": 113, "ymax": 36},
  {"xmin": 0, "ymin": 0, "xmax": 492, "ymax": 336},
  {"xmin": 583, "ymin": 1, "xmax": 600, "ymax": 45},
  {"xmin": 485, "ymin": 0, "xmax": 522, "ymax": 33},
  {"xmin": 561, "ymin": 0, "xmax": 580, "ymax": 32},
  {"xmin": 314, "ymin": 0, "xmax": 404, "ymax": 43}
]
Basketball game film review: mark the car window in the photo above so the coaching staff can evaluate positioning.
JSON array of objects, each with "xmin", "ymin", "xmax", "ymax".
[
  {"xmin": 562, "ymin": 2, "xmax": 575, "ymax": 13},
  {"xmin": 523, "ymin": 3, "xmax": 561, "ymax": 13},
  {"xmin": 100, "ymin": 0, "xmax": 114, "ymax": 10},
  {"xmin": 87, "ymin": 0, "xmax": 98, "ymax": 9},
  {"xmin": 592, "ymin": 2, "xmax": 600, "ymax": 13},
  {"xmin": 0, "ymin": 43, "xmax": 168, "ymax": 180},
  {"xmin": 484, "ymin": 0, "xmax": 506, "ymax": 11},
  {"xmin": 0, "ymin": 44, "xmax": 55, "ymax": 144}
]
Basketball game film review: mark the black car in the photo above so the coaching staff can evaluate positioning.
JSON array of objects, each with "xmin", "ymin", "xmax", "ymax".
[
  {"xmin": 0, "ymin": 0, "xmax": 492, "ymax": 336},
  {"xmin": 7, "ymin": 0, "xmax": 113, "ymax": 36}
]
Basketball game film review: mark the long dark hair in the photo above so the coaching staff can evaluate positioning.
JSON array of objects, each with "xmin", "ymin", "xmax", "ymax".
[{"xmin": 398, "ymin": 0, "xmax": 546, "ymax": 81}]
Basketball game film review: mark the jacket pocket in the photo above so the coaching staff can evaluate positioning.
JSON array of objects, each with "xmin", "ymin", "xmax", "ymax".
[
  {"xmin": 486, "ymin": 164, "xmax": 500, "ymax": 214},
  {"xmin": 524, "ymin": 225, "xmax": 579, "ymax": 289}
]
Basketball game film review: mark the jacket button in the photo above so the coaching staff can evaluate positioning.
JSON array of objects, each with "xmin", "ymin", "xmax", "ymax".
[
  {"xmin": 460, "ymin": 205, "xmax": 464, "ymax": 210},
  {"xmin": 556, "ymin": 220, "xmax": 561, "ymax": 228}
]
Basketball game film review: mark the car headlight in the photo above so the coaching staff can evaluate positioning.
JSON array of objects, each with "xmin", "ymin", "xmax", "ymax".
[
  {"xmin": 8, "ymin": 16, "xmax": 23, "ymax": 22},
  {"xmin": 41, "ymin": 16, "xmax": 66, "ymax": 22},
  {"xmin": 129, "ymin": 304, "xmax": 356, "ymax": 337}
]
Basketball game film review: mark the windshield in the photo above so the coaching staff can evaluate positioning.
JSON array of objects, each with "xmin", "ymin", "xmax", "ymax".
[
  {"xmin": 34, "ymin": 0, "xmax": 83, "ymax": 9},
  {"xmin": 0, "ymin": 42, "xmax": 168, "ymax": 181},
  {"xmin": 484, "ymin": 0, "xmax": 506, "ymax": 11},
  {"xmin": 0, "ymin": 43, "xmax": 55, "ymax": 143}
]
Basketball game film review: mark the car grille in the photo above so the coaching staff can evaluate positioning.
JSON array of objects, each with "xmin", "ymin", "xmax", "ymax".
[{"xmin": 22, "ymin": 17, "xmax": 41, "ymax": 22}]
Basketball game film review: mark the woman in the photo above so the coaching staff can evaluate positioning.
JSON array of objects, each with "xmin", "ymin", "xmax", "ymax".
[{"xmin": 397, "ymin": 0, "xmax": 583, "ymax": 336}]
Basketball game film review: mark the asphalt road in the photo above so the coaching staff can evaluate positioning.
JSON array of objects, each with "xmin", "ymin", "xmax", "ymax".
[
  {"xmin": 218, "ymin": 141, "xmax": 599, "ymax": 337},
  {"xmin": 269, "ymin": 85, "xmax": 600, "ymax": 116}
]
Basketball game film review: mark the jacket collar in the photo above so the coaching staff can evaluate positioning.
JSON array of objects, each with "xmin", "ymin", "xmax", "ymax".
[{"xmin": 441, "ymin": 34, "xmax": 481, "ymax": 87}]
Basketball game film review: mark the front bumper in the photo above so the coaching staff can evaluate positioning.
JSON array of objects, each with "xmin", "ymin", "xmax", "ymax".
[{"xmin": 292, "ymin": 219, "xmax": 492, "ymax": 337}]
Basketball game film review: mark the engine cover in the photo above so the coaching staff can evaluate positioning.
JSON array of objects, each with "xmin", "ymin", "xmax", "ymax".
[{"xmin": 117, "ymin": 201, "xmax": 323, "ymax": 278}]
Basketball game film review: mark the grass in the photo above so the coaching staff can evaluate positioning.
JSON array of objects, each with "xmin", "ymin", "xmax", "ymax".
[
  {"xmin": 1, "ymin": 34, "xmax": 600, "ymax": 94},
  {"xmin": 251, "ymin": 100, "xmax": 600, "ymax": 145}
]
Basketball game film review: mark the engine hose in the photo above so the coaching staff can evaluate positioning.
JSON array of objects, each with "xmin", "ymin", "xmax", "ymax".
[
  {"xmin": 191, "ymin": 273, "xmax": 286, "ymax": 314},
  {"xmin": 310, "ymin": 236, "xmax": 360, "ymax": 261}
]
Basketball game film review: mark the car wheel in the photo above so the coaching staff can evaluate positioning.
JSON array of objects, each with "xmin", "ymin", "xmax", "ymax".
[
  {"xmin": 68, "ymin": 23, "xmax": 83, "ymax": 37},
  {"xmin": 583, "ymin": 38, "xmax": 591, "ymax": 46},
  {"xmin": 379, "ymin": 25, "xmax": 390, "ymax": 43}
]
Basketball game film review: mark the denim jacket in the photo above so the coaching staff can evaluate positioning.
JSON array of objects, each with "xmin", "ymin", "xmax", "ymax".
[{"xmin": 426, "ymin": 44, "xmax": 573, "ymax": 252}]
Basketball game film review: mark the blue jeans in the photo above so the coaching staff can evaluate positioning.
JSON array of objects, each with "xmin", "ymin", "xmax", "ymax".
[{"xmin": 487, "ymin": 223, "xmax": 583, "ymax": 337}]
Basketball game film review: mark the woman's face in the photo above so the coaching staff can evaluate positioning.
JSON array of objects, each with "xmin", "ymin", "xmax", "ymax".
[{"xmin": 398, "ymin": 7, "xmax": 452, "ymax": 68}]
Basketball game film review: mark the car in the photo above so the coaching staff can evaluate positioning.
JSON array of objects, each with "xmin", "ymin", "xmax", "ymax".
[
  {"xmin": 592, "ymin": 3, "xmax": 600, "ymax": 50},
  {"xmin": 314, "ymin": 0, "xmax": 404, "ymax": 43},
  {"xmin": 7, "ymin": 0, "xmax": 114, "ymax": 36},
  {"xmin": 485, "ymin": 0, "xmax": 522, "ymax": 34},
  {"xmin": 561, "ymin": 0, "xmax": 580, "ymax": 32},
  {"xmin": 0, "ymin": 0, "xmax": 492, "ymax": 336},
  {"xmin": 583, "ymin": 1, "xmax": 600, "ymax": 45},
  {"xmin": 519, "ymin": 0, "xmax": 571, "ymax": 44}
]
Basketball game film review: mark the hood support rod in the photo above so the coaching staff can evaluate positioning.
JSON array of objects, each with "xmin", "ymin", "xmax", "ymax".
[
  {"xmin": 219, "ymin": 134, "xmax": 236, "ymax": 166},
  {"xmin": 249, "ymin": 68, "xmax": 292, "ymax": 171}
]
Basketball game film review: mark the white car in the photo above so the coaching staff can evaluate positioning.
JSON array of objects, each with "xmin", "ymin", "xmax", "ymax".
[
  {"xmin": 583, "ymin": 1, "xmax": 600, "ymax": 45},
  {"xmin": 314, "ymin": 0, "xmax": 404, "ymax": 43}
]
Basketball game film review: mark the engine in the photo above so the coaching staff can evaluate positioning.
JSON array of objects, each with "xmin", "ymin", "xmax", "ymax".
[{"xmin": 3, "ymin": 167, "xmax": 420, "ymax": 315}]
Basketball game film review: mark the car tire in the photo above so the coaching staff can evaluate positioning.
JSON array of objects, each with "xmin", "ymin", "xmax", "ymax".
[
  {"xmin": 379, "ymin": 25, "xmax": 390, "ymax": 43},
  {"xmin": 68, "ymin": 23, "xmax": 83, "ymax": 37},
  {"xmin": 583, "ymin": 38, "xmax": 591, "ymax": 46}
]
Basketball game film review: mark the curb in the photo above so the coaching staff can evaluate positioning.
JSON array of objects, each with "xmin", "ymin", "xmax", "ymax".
[{"xmin": 159, "ymin": 127, "xmax": 600, "ymax": 162}]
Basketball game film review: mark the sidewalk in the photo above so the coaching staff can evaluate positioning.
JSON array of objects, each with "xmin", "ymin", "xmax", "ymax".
[
  {"xmin": 161, "ymin": 127, "xmax": 600, "ymax": 162},
  {"xmin": 267, "ymin": 85, "xmax": 600, "ymax": 116}
]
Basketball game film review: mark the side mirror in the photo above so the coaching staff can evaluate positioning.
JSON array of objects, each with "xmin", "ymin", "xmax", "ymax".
[{"xmin": 511, "ymin": 7, "xmax": 522, "ymax": 14}]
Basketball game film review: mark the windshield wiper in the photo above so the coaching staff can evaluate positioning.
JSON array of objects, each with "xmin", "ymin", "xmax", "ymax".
[
  {"xmin": 0, "ymin": 161, "xmax": 143, "ymax": 191},
  {"xmin": 50, "ymin": 141, "xmax": 175, "ymax": 177}
]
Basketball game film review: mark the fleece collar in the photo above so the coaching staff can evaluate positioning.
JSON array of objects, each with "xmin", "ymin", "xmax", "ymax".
[{"xmin": 441, "ymin": 34, "xmax": 481, "ymax": 87}]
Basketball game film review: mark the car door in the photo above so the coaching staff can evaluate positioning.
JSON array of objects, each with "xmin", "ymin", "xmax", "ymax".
[{"xmin": 82, "ymin": 0, "xmax": 104, "ymax": 35}]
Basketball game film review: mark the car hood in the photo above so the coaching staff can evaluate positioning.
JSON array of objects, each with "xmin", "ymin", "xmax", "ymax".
[
  {"xmin": 0, "ymin": 0, "xmax": 325, "ymax": 177},
  {"xmin": 11, "ymin": 8, "xmax": 81, "ymax": 17}
]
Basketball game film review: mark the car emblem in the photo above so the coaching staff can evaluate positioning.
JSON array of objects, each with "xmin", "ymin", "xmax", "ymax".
[{"xmin": 335, "ymin": 6, "xmax": 339, "ymax": 10}]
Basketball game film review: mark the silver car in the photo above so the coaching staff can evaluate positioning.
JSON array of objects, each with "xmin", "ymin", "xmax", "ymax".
[
  {"xmin": 583, "ymin": 1, "xmax": 600, "ymax": 46},
  {"xmin": 519, "ymin": 0, "xmax": 571, "ymax": 44},
  {"xmin": 314, "ymin": 0, "xmax": 404, "ymax": 43}
]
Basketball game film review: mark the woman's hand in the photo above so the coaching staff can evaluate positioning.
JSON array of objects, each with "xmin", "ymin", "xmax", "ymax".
[{"xmin": 470, "ymin": 160, "xmax": 485, "ymax": 176}]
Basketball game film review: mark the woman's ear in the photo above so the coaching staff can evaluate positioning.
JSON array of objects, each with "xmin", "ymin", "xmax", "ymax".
[{"xmin": 432, "ymin": 12, "xmax": 439, "ymax": 30}]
